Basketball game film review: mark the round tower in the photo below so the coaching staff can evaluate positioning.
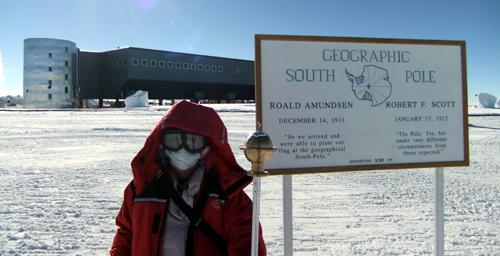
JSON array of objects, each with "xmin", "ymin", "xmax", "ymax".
[{"xmin": 23, "ymin": 38, "xmax": 77, "ymax": 108}]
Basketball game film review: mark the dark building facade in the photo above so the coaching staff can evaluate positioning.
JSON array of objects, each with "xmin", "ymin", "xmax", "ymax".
[
  {"xmin": 78, "ymin": 47, "xmax": 255, "ymax": 103},
  {"xmin": 24, "ymin": 38, "xmax": 255, "ymax": 108}
]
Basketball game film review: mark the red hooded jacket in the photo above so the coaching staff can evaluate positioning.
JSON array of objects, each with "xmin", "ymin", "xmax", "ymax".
[{"xmin": 111, "ymin": 101, "xmax": 266, "ymax": 256}]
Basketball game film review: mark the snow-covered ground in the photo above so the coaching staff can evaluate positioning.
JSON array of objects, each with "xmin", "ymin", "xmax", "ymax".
[{"xmin": 0, "ymin": 105, "xmax": 498, "ymax": 255}]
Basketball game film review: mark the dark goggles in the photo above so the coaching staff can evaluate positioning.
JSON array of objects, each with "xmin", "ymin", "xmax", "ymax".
[{"xmin": 163, "ymin": 129, "xmax": 207, "ymax": 153}]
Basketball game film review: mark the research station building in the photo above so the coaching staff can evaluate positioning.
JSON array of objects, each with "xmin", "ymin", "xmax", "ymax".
[{"xmin": 23, "ymin": 38, "xmax": 255, "ymax": 108}]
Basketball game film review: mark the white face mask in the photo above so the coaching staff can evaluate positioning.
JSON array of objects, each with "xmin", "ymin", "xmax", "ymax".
[{"xmin": 165, "ymin": 148, "xmax": 200, "ymax": 171}]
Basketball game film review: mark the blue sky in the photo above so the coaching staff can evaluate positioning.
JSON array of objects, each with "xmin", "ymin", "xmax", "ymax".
[{"xmin": 0, "ymin": 0, "xmax": 498, "ymax": 103}]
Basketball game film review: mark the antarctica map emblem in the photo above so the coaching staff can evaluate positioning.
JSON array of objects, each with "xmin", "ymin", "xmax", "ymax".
[{"xmin": 345, "ymin": 65, "xmax": 392, "ymax": 107}]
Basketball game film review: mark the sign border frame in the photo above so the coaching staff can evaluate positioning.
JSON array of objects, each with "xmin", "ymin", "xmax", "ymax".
[{"xmin": 255, "ymin": 34, "xmax": 469, "ymax": 175}]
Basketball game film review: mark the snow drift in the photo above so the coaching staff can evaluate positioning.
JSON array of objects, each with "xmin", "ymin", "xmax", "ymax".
[
  {"xmin": 478, "ymin": 92, "xmax": 497, "ymax": 108},
  {"xmin": 124, "ymin": 90, "xmax": 148, "ymax": 108}
]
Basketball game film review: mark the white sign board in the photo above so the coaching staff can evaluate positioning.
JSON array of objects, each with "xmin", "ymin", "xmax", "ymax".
[{"xmin": 255, "ymin": 35, "xmax": 469, "ymax": 175}]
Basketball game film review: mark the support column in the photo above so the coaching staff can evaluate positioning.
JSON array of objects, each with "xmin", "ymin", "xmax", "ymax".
[
  {"xmin": 434, "ymin": 167, "xmax": 445, "ymax": 256},
  {"xmin": 283, "ymin": 175, "xmax": 293, "ymax": 256},
  {"xmin": 251, "ymin": 177, "xmax": 262, "ymax": 256}
]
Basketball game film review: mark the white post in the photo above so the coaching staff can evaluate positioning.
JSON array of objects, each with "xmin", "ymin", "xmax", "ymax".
[
  {"xmin": 283, "ymin": 175, "xmax": 293, "ymax": 256},
  {"xmin": 434, "ymin": 167, "xmax": 445, "ymax": 256},
  {"xmin": 251, "ymin": 177, "xmax": 262, "ymax": 256}
]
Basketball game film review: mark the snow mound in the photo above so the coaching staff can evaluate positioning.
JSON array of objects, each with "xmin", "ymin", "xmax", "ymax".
[
  {"xmin": 0, "ymin": 95, "xmax": 23, "ymax": 107},
  {"xmin": 478, "ymin": 93, "xmax": 497, "ymax": 108},
  {"xmin": 124, "ymin": 90, "xmax": 148, "ymax": 108},
  {"xmin": 496, "ymin": 98, "xmax": 500, "ymax": 109}
]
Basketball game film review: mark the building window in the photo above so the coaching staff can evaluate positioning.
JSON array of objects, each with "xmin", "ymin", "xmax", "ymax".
[
  {"xmin": 121, "ymin": 59, "xmax": 128, "ymax": 66},
  {"xmin": 191, "ymin": 64, "xmax": 196, "ymax": 70},
  {"xmin": 49, "ymin": 66, "xmax": 52, "ymax": 72},
  {"xmin": 175, "ymin": 62, "xmax": 181, "ymax": 69},
  {"xmin": 65, "ymin": 74, "xmax": 68, "ymax": 80},
  {"xmin": 150, "ymin": 60, "xmax": 157, "ymax": 68},
  {"xmin": 197, "ymin": 64, "xmax": 203, "ymax": 70},
  {"xmin": 183, "ymin": 63, "xmax": 189, "ymax": 70},
  {"xmin": 48, "ymin": 94, "xmax": 52, "ymax": 100},
  {"xmin": 26, "ymin": 89, "xmax": 29, "ymax": 93},
  {"xmin": 141, "ymin": 59, "xmax": 148, "ymax": 67},
  {"xmin": 159, "ymin": 60, "xmax": 165, "ymax": 68},
  {"xmin": 204, "ymin": 65, "xmax": 210, "ymax": 71},
  {"xmin": 113, "ymin": 60, "xmax": 118, "ymax": 67},
  {"xmin": 49, "ymin": 52, "xmax": 52, "ymax": 58},
  {"xmin": 132, "ymin": 58, "xmax": 139, "ymax": 66},
  {"xmin": 48, "ymin": 80, "xmax": 52, "ymax": 89},
  {"xmin": 167, "ymin": 61, "xmax": 174, "ymax": 69},
  {"xmin": 218, "ymin": 66, "xmax": 224, "ymax": 72},
  {"xmin": 65, "ymin": 87, "xmax": 68, "ymax": 93},
  {"xmin": 211, "ymin": 65, "xmax": 217, "ymax": 72},
  {"xmin": 65, "ymin": 60, "xmax": 69, "ymax": 67}
]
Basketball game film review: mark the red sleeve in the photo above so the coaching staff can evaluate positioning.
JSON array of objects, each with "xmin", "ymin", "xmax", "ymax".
[
  {"xmin": 224, "ymin": 191, "xmax": 267, "ymax": 256},
  {"xmin": 110, "ymin": 182, "xmax": 134, "ymax": 256}
]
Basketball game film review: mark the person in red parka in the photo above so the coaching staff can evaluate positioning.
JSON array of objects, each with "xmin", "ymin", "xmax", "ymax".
[{"xmin": 111, "ymin": 100, "xmax": 266, "ymax": 256}]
